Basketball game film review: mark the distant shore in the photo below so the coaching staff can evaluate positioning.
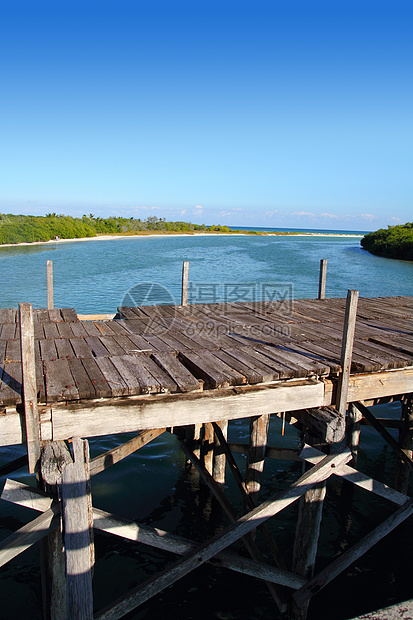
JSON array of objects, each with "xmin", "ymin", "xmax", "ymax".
[{"xmin": 0, "ymin": 230, "xmax": 364, "ymax": 249}]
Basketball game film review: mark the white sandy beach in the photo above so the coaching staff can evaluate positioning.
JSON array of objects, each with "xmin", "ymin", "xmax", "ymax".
[{"xmin": 0, "ymin": 231, "xmax": 364, "ymax": 249}]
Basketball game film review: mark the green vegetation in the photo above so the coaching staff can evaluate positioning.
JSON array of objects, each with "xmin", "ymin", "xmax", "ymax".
[
  {"xmin": 360, "ymin": 223, "xmax": 413, "ymax": 261},
  {"xmin": 0, "ymin": 213, "xmax": 233, "ymax": 244}
]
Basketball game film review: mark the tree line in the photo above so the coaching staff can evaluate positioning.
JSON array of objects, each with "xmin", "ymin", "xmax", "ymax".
[
  {"xmin": 361, "ymin": 222, "xmax": 413, "ymax": 261},
  {"xmin": 0, "ymin": 213, "xmax": 232, "ymax": 244}
]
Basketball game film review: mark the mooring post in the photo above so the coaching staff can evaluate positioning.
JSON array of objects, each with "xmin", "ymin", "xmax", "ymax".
[
  {"xmin": 19, "ymin": 302, "xmax": 41, "ymax": 475},
  {"xmin": 181, "ymin": 260, "xmax": 189, "ymax": 306},
  {"xmin": 394, "ymin": 394, "xmax": 413, "ymax": 494},
  {"xmin": 336, "ymin": 289, "xmax": 359, "ymax": 417},
  {"xmin": 245, "ymin": 414, "xmax": 270, "ymax": 505},
  {"xmin": 47, "ymin": 260, "xmax": 54, "ymax": 310},
  {"xmin": 318, "ymin": 259, "xmax": 327, "ymax": 300},
  {"xmin": 61, "ymin": 437, "xmax": 94, "ymax": 619}
]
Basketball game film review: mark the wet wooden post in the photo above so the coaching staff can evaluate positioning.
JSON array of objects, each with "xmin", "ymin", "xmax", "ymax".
[
  {"xmin": 394, "ymin": 394, "xmax": 413, "ymax": 494},
  {"xmin": 245, "ymin": 414, "xmax": 270, "ymax": 505},
  {"xmin": 212, "ymin": 420, "xmax": 228, "ymax": 487},
  {"xmin": 47, "ymin": 260, "xmax": 54, "ymax": 310},
  {"xmin": 19, "ymin": 302, "xmax": 41, "ymax": 475},
  {"xmin": 181, "ymin": 261, "xmax": 189, "ymax": 306},
  {"xmin": 318, "ymin": 259, "xmax": 327, "ymax": 300},
  {"xmin": 61, "ymin": 437, "xmax": 94, "ymax": 619}
]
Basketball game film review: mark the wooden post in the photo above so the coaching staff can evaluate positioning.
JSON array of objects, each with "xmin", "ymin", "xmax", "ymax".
[
  {"xmin": 181, "ymin": 261, "xmax": 189, "ymax": 306},
  {"xmin": 318, "ymin": 259, "xmax": 327, "ymax": 300},
  {"xmin": 202, "ymin": 422, "xmax": 214, "ymax": 475},
  {"xmin": 394, "ymin": 394, "xmax": 413, "ymax": 494},
  {"xmin": 246, "ymin": 414, "xmax": 270, "ymax": 505},
  {"xmin": 212, "ymin": 420, "xmax": 228, "ymax": 487},
  {"xmin": 40, "ymin": 441, "xmax": 73, "ymax": 620},
  {"xmin": 346, "ymin": 402, "xmax": 362, "ymax": 465},
  {"xmin": 61, "ymin": 437, "xmax": 94, "ymax": 619},
  {"xmin": 336, "ymin": 290, "xmax": 359, "ymax": 417},
  {"xmin": 289, "ymin": 472, "xmax": 326, "ymax": 620},
  {"xmin": 19, "ymin": 302, "xmax": 41, "ymax": 475},
  {"xmin": 47, "ymin": 260, "xmax": 54, "ymax": 310}
]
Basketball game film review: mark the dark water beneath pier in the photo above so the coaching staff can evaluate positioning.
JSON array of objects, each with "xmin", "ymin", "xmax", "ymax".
[{"xmin": 0, "ymin": 232, "xmax": 412, "ymax": 619}]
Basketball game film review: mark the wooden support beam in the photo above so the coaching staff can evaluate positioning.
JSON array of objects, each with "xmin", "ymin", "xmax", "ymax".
[
  {"xmin": 94, "ymin": 448, "xmax": 351, "ymax": 620},
  {"xmin": 294, "ymin": 406, "xmax": 345, "ymax": 445},
  {"xmin": 318, "ymin": 259, "xmax": 327, "ymax": 300},
  {"xmin": 292, "ymin": 498, "xmax": 413, "ymax": 608},
  {"xmin": 0, "ymin": 506, "xmax": 58, "ymax": 568},
  {"xmin": 245, "ymin": 414, "xmax": 270, "ymax": 505},
  {"xmin": 61, "ymin": 437, "xmax": 94, "ymax": 620},
  {"xmin": 394, "ymin": 394, "xmax": 413, "ymax": 493},
  {"xmin": 47, "ymin": 260, "xmax": 53, "ymax": 310},
  {"xmin": 213, "ymin": 422, "xmax": 289, "ymax": 572},
  {"xmin": 180, "ymin": 439, "xmax": 288, "ymax": 612},
  {"xmin": 0, "ymin": 481, "xmax": 306, "ymax": 591},
  {"xmin": 354, "ymin": 401, "xmax": 413, "ymax": 471},
  {"xmin": 181, "ymin": 260, "xmax": 189, "ymax": 306},
  {"xmin": 336, "ymin": 290, "xmax": 359, "ymax": 416},
  {"xmin": 19, "ymin": 302, "xmax": 41, "ymax": 474},
  {"xmin": 92, "ymin": 507, "xmax": 306, "ymax": 590},
  {"xmin": 89, "ymin": 428, "xmax": 166, "ymax": 476}
]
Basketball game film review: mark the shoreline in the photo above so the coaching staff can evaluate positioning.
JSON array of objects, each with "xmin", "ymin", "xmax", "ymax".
[{"xmin": 0, "ymin": 231, "xmax": 364, "ymax": 249}]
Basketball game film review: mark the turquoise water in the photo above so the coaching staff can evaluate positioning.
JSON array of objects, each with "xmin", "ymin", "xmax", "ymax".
[
  {"xmin": 0, "ymin": 233, "xmax": 412, "ymax": 312},
  {"xmin": 0, "ymin": 232, "xmax": 412, "ymax": 619}
]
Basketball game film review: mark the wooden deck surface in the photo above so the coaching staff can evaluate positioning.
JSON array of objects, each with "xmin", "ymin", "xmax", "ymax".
[{"xmin": 0, "ymin": 296, "xmax": 411, "ymax": 407}]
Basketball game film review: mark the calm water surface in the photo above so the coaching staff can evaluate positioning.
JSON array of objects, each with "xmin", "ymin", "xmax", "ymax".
[
  {"xmin": 0, "ymin": 234, "xmax": 412, "ymax": 619},
  {"xmin": 0, "ymin": 234, "xmax": 412, "ymax": 311}
]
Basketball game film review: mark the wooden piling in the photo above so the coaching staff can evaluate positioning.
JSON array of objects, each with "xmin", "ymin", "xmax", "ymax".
[
  {"xmin": 19, "ymin": 302, "xmax": 41, "ymax": 474},
  {"xmin": 318, "ymin": 259, "xmax": 327, "ymax": 300},
  {"xmin": 181, "ymin": 261, "xmax": 189, "ymax": 306},
  {"xmin": 394, "ymin": 394, "xmax": 413, "ymax": 494},
  {"xmin": 61, "ymin": 437, "xmax": 94, "ymax": 620},
  {"xmin": 212, "ymin": 420, "xmax": 228, "ymax": 487},
  {"xmin": 346, "ymin": 402, "xmax": 362, "ymax": 465},
  {"xmin": 47, "ymin": 260, "xmax": 54, "ymax": 310},
  {"xmin": 39, "ymin": 441, "xmax": 73, "ymax": 620},
  {"xmin": 246, "ymin": 414, "xmax": 270, "ymax": 505},
  {"xmin": 202, "ymin": 422, "xmax": 214, "ymax": 475}
]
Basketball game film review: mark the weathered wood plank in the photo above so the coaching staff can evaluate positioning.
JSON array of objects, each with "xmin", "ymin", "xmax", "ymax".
[
  {"xmin": 44, "ymin": 359, "xmax": 80, "ymax": 402},
  {"xmin": 150, "ymin": 351, "xmax": 201, "ymax": 392}
]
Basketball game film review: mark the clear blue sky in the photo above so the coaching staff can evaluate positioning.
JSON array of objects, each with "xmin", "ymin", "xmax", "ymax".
[{"xmin": 1, "ymin": 0, "xmax": 412, "ymax": 230}]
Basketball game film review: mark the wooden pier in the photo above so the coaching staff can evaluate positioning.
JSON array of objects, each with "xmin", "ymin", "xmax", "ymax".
[{"xmin": 0, "ymin": 288, "xmax": 412, "ymax": 619}]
